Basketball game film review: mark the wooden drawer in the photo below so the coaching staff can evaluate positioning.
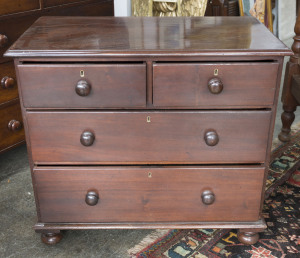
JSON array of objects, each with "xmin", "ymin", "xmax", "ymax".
[
  {"xmin": 34, "ymin": 166, "xmax": 264, "ymax": 223},
  {"xmin": 0, "ymin": 0, "xmax": 39, "ymax": 16},
  {"xmin": 0, "ymin": 102, "xmax": 25, "ymax": 151},
  {"xmin": 27, "ymin": 111, "xmax": 271, "ymax": 164},
  {"xmin": 0, "ymin": 62, "xmax": 18, "ymax": 104},
  {"xmin": 153, "ymin": 62, "xmax": 279, "ymax": 108},
  {"xmin": 17, "ymin": 64, "xmax": 146, "ymax": 108},
  {"xmin": 43, "ymin": 0, "xmax": 86, "ymax": 8}
]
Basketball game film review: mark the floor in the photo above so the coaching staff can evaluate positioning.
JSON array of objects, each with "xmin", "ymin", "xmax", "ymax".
[{"xmin": 0, "ymin": 39, "xmax": 299, "ymax": 258}]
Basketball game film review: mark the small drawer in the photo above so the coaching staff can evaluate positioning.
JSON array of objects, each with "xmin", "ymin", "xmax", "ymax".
[
  {"xmin": 27, "ymin": 111, "xmax": 271, "ymax": 164},
  {"xmin": 153, "ymin": 62, "xmax": 279, "ymax": 108},
  {"xmin": 0, "ymin": 62, "xmax": 18, "ymax": 104},
  {"xmin": 17, "ymin": 64, "xmax": 146, "ymax": 108},
  {"xmin": 0, "ymin": 0, "xmax": 39, "ymax": 16},
  {"xmin": 34, "ymin": 166, "xmax": 264, "ymax": 223},
  {"xmin": 0, "ymin": 102, "xmax": 25, "ymax": 151}
]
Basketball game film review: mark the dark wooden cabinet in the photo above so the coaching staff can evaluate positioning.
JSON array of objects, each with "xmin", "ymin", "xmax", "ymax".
[
  {"xmin": 0, "ymin": 0, "xmax": 114, "ymax": 153},
  {"xmin": 6, "ymin": 16, "xmax": 291, "ymax": 245}
]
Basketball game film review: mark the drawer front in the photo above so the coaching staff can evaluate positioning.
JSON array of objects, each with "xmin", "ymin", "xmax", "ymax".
[
  {"xmin": 27, "ymin": 111, "xmax": 271, "ymax": 164},
  {"xmin": 18, "ymin": 64, "xmax": 146, "ymax": 108},
  {"xmin": 43, "ymin": 0, "xmax": 86, "ymax": 8},
  {"xmin": 153, "ymin": 62, "xmax": 279, "ymax": 108},
  {"xmin": 0, "ymin": 0, "xmax": 39, "ymax": 16},
  {"xmin": 0, "ymin": 102, "xmax": 25, "ymax": 151},
  {"xmin": 34, "ymin": 166, "xmax": 264, "ymax": 222},
  {"xmin": 0, "ymin": 62, "xmax": 18, "ymax": 104}
]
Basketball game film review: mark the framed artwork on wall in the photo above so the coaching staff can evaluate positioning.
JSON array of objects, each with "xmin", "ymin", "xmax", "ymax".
[{"xmin": 238, "ymin": 0, "xmax": 273, "ymax": 32}]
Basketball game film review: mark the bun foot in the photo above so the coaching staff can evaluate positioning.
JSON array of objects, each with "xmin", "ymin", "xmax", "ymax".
[
  {"xmin": 237, "ymin": 231, "xmax": 259, "ymax": 245},
  {"xmin": 41, "ymin": 231, "xmax": 63, "ymax": 245}
]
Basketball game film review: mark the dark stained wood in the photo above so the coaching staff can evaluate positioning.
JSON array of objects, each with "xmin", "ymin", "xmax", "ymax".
[
  {"xmin": 0, "ymin": 0, "xmax": 114, "ymax": 154},
  {"xmin": 237, "ymin": 231, "xmax": 260, "ymax": 245},
  {"xmin": 0, "ymin": 0, "xmax": 40, "ymax": 16},
  {"xmin": 0, "ymin": 102, "xmax": 25, "ymax": 151},
  {"xmin": 0, "ymin": 62, "xmax": 18, "ymax": 104},
  {"xmin": 41, "ymin": 232, "xmax": 63, "ymax": 245},
  {"xmin": 153, "ymin": 62, "xmax": 279, "ymax": 108},
  {"xmin": 27, "ymin": 111, "xmax": 271, "ymax": 164},
  {"xmin": 34, "ymin": 166, "xmax": 264, "ymax": 223},
  {"xmin": 279, "ymin": 12, "xmax": 300, "ymax": 141},
  {"xmin": 17, "ymin": 64, "xmax": 146, "ymax": 108},
  {"xmin": 5, "ymin": 16, "xmax": 291, "ymax": 58},
  {"xmin": 9, "ymin": 16, "xmax": 290, "ymax": 244},
  {"xmin": 43, "ymin": 0, "xmax": 86, "ymax": 8}
]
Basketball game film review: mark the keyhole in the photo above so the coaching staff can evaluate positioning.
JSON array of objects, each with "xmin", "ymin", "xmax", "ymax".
[
  {"xmin": 148, "ymin": 172, "xmax": 152, "ymax": 178},
  {"xmin": 80, "ymin": 70, "xmax": 85, "ymax": 77},
  {"xmin": 147, "ymin": 116, "xmax": 151, "ymax": 123},
  {"xmin": 214, "ymin": 69, "xmax": 218, "ymax": 76}
]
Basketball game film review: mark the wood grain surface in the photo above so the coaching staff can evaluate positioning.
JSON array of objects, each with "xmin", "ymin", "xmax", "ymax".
[
  {"xmin": 5, "ymin": 16, "xmax": 291, "ymax": 58},
  {"xmin": 153, "ymin": 62, "xmax": 279, "ymax": 107},
  {"xmin": 26, "ymin": 111, "xmax": 271, "ymax": 164},
  {"xmin": 34, "ymin": 166, "xmax": 265, "ymax": 222},
  {"xmin": 18, "ymin": 64, "xmax": 146, "ymax": 108}
]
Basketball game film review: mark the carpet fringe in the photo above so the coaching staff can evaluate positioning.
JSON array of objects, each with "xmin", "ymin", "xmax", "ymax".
[{"xmin": 128, "ymin": 229, "xmax": 170, "ymax": 257}]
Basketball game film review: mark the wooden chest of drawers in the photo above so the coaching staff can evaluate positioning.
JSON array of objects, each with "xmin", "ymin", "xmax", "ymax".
[{"xmin": 6, "ymin": 16, "xmax": 292, "ymax": 245}]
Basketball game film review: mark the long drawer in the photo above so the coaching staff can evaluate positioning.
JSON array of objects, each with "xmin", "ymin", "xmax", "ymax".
[
  {"xmin": 17, "ymin": 63, "xmax": 146, "ymax": 108},
  {"xmin": 27, "ymin": 111, "xmax": 271, "ymax": 164},
  {"xmin": 153, "ymin": 62, "xmax": 279, "ymax": 108},
  {"xmin": 34, "ymin": 166, "xmax": 265, "ymax": 223}
]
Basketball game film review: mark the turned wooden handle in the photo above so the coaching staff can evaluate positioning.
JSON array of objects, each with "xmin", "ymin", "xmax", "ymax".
[
  {"xmin": 85, "ymin": 191, "xmax": 99, "ymax": 206},
  {"xmin": 208, "ymin": 78, "xmax": 223, "ymax": 94},
  {"xmin": 80, "ymin": 131, "xmax": 95, "ymax": 146},
  {"xmin": 1, "ymin": 76, "xmax": 15, "ymax": 89},
  {"xmin": 201, "ymin": 190, "xmax": 215, "ymax": 205},
  {"xmin": 8, "ymin": 120, "xmax": 22, "ymax": 132},
  {"xmin": 75, "ymin": 80, "xmax": 91, "ymax": 96},
  {"xmin": 204, "ymin": 130, "xmax": 219, "ymax": 146},
  {"xmin": 0, "ymin": 34, "xmax": 8, "ymax": 48}
]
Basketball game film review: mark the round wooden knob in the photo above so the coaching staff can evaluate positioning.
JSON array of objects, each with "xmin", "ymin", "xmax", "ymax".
[
  {"xmin": 80, "ymin": 131, "xmax": 95, "ymax": 146},
  {"xmin": 0, "ymin": 34, "xmax": 8, "ymax": 48},
  {"xmin": 204, "ymin": 130, "xmax": 219, "ymax": 146},
  {"xmin": 201, "ymin": 190, "xmax": 215, "ymax": 205},
  {"xmin": 85, "ymin": 191, "xmax": 99, "ymax": 206},
  {"xmin": 208, "ymin": 78, "xmax": 223, "ymax": 94},
  {"xmin": 75, "ymin": 80, "xmax": 91, "ymax": 96},
  {"xmin": 1, "ymin": 76, "xmax": 15, "ymax": 89},
  {"xmin": 8, "ymin": 120, "xmax": 22, "ymax": 132}
]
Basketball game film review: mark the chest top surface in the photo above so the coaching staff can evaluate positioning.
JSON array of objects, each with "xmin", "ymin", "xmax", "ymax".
[{"xmin": 5, "ymin": 16, "xmax": 291, "ymax": 58}]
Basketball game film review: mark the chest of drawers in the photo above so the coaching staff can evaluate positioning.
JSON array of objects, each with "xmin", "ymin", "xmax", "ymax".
[{"xmin": 6, "ymin": 16, "xmax": 292, "ymax": 245}]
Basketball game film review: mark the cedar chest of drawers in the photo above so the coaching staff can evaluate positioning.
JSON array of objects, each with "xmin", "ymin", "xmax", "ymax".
[{"xmin": 5, "ymin": 16, "xmax": 292, "ymax": 245}]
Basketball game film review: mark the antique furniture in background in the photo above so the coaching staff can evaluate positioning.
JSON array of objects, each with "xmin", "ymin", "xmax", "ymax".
[
  {"xmin": 6, "ymin": 16, "xmax": 291, "ymax": 245},
  {"xmin": 132, "ymin": 0, "xmax": 239, "ymax": 16},
  {"xmin": 279, "ymin": 11, "xmax": 300, "ymax": 142},
  {"xmin": 0, "ymin": 0, "xmax": 113, "ymax": 154}
]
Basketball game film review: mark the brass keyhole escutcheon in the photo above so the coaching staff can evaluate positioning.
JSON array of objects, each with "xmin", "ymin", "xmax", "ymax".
[
  {"xmin": 80, "ymin": 70, "xmax": 85, "ymax": 77},
  {"xmin": 148, "ymin": 172, "xmax": 152, "ymax": 178},
  {"xmin": 214, "ymin": 69, "xmax": 218, "ymax": 76},
  {"xmin": 147, "ymin": 116, "xmax": 151, "ymax": 123}
]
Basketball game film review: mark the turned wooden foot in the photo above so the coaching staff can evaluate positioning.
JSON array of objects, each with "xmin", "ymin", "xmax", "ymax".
[
  {"xmin": 237, "ymin": 230, "xmax": 259, "ymax": 245},
  {"xmin": 278, "ymin": 106, "xmax": 296, "ymax": 142},
  {"xmin": 41, "ymin": 231, "xmax": 63, "ymax": 245}
]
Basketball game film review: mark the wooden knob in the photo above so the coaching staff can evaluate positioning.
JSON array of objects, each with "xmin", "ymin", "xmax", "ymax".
[
  {"xmin": 208, "ymin": 78, "xmax": 223, "ymax": 94},
  {"xmin": 201, "ymin": 190, "xmax": 215, "ymax": 205},
  {"xmin": 80, "ymin": 131, "xmax": 95, "ymax": 146},
  {"xmin": 1, "ymin": 76, "xmax": 15, "ymax": 89},
  {"xmin": 85, "ymin": 191, "xmax": 99, "ymax": 206},
  {"xmin": 75, "ymin": 80, "xmax": 91, "ymax": 96},
  {"xmin": 0, "ymin": 34, "xmax": 8, "ymax": 48},
  {"xmin": 204, "ymin": 130, "xmax": 219, "ymax": 146},
  {"xmin": 8, "ymin": 120, "xmax": 22, "ymax": 132}
]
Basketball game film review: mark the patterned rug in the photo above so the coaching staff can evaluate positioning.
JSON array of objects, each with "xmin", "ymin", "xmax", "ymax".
[{"xmin": 128, "ymin": 131, "xmax": 300, "ymax": 258}]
